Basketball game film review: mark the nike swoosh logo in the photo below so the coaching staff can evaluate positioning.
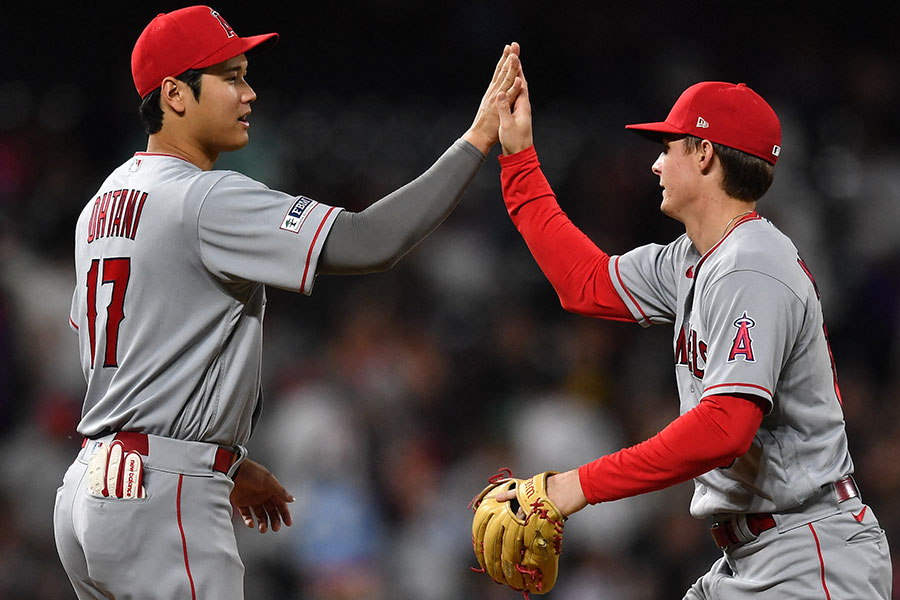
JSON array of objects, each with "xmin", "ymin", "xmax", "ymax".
[{"xmin": 852, "ymin": 506, "xmax": 867, "ymax": 523}]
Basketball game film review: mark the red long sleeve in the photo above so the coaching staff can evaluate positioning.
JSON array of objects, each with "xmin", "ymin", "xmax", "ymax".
[
  {"xmin": 577, "ymin": 394, "xmax": 765, "ymax": 504},
  {"xmin": 499, "ymin": 146, "xmax": 633, "ymax": 321}
]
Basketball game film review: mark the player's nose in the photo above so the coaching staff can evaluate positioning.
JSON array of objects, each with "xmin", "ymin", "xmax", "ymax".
[{"xmin": 651, "ymin": 153, "xmax": 664, "ymax": 175}]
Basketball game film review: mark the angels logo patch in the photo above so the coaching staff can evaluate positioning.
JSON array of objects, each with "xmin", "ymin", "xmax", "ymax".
[
  {"xmin": 280, "ymin": 196, "xmax": 316, "ymax": 233},
  {"xmin": 728, "ymin": 312, "xmax": 756, "ymax": 362}
]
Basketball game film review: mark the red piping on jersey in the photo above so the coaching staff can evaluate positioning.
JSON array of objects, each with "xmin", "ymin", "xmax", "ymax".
[
  {"xmin": 300, "ymin": 206, "xmax": 338, "ymax": 291},
  {"xmin": 613, "ymin": 256, "xmax": 654, "ymax": 325},
  {"xmin": 808, "ymin": 523, "xmax": 832, "ymax": 599},
  {"xmin": 704, "ymin": 382, "xmax": 773, "ymax": 397},
  {"xmin": 694, "ymin": 212, "xmax": 762, "ymax": 274},
  {"xmin": 69, "ymin": 317, "xmax": 79, "ymax": 330},
  {"xmin": 176, "ymin": 475, "xmax": 198, "ymax": 600}
]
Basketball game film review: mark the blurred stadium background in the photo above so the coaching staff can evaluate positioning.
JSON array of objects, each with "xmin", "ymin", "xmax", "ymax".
[{"xmin": 1, "ymin": 1, "xmax": 898, "ymax": 598}]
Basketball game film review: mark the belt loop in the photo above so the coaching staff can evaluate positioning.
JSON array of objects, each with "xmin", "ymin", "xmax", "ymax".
[
  {"xmin": 733, "ymin": 515, "xmax": 756, "ymax": 543},
  {"xmin": 834, "ymin": 475, "xmax": 860, "ymax": 503},
  {"xmin": 227, "ymin": 445, "xmax": 248, "ymax": 479}
]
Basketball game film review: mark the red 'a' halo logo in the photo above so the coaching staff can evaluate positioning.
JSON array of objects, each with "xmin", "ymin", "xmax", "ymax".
[
  {"xmin": 210, "ymin": 9, "xmax": 237, "ymax": 38},
  {"xmin": 728, "ymin": 312, "xmax": 756, "ymax": 362}
]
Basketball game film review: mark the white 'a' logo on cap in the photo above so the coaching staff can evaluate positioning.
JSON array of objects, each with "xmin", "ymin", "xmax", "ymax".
[
  {"xmin": 210, "ymin": 10, "xmax": 237, "ymax": 38},
  {"xmin": 696, "ymin": 117, "xmax": 710, "ymax": 128}
]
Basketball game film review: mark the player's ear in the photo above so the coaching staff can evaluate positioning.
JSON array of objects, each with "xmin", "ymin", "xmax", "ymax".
[
  {"xmin": 160, "ymin": 77, "xmax": 188, "ymax": 116},
  {"xmin": 697, "ymin": 139, "xmax": 716, "ymax": 173}
]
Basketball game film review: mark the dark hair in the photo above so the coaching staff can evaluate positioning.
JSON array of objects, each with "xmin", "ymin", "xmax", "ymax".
[
  {"xmin": 138, "ymin": 69, "xmax": 204, "ymax": 135},
  {"xmin": 683, "ymin": 135, "xmax": 775, "ymax": 202}
]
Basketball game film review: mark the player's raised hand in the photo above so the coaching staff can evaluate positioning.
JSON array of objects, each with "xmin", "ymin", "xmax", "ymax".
[
  {"xmin": 463, "ymin": 42, "xmax": 522, "ymax": 155},
  {"xmin": 230, "ymin": 458, "xmax": 295, "ymax": 534},
  {"xmin": 497, "ymin": 60, "xmax": 532, "ymax": 156}
]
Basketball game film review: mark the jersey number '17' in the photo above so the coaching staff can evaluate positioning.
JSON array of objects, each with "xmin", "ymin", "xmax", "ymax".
[{"xmin": 85, "ymin": 257, "xmax": 131, "ymax": 368}]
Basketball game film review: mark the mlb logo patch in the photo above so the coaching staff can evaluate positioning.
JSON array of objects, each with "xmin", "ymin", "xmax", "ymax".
[
  {"xmin": 280, "ymin": 196, "xmax": 316, "ymax": 233},
  {"xmin": 128, "ymin": 158, "xmax": 142, "ymax": 173}
]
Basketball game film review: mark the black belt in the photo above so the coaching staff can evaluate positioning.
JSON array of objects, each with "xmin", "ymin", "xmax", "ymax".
[{"xmin": 710, "ymin": 475, "xmax": 860, "ymax": 550}]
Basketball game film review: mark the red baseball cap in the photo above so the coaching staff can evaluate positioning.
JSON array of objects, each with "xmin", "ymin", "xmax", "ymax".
[
  {"xmin": 131, "ymin": 6, "xmax": 278, "ymax": 98},
  {"xmin": 626, "ymin": 81, "xmax": 782, "ymax": 165}
]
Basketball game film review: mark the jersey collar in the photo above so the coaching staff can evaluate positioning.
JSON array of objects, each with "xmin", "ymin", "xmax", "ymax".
[{"xmin": 695, "ymin": 211, "xmax": 761, "ymax": 274}]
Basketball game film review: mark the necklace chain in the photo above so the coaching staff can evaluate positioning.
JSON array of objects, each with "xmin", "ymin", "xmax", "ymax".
[{"xmin": 722, "ymin": 211, "xmax": 753, "ymax": 238}]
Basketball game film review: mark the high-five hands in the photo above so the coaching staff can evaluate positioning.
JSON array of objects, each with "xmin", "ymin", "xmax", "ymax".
[
  {"xmin": 497, "ymin": 50, "xmax": 533, "ymax": 156},
  {"xmin": 464, "ymin": 42, "xmax": 524, "ymax": 155}
]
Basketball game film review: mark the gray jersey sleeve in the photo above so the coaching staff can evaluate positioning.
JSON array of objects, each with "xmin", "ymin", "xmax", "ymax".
[
  {"xmin": 609, "ymin": 235, "xmax": 695, "ymax": 327},
  {"xmin": 318, "ymin": 138, "xmax": 485, "ymax": 274},
  {"xmin": 197, "ymin": 174, "xmax": 342, "ymax": 294}
]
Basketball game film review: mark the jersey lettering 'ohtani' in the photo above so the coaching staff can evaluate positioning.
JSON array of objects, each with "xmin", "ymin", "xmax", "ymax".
[
  {"xmin": 69, "ymin": 153, "xmax": 342, "ymax": 446},
  {"xmin": 609, "ymin": 214, "xmax": 852, "ymax": 516},
  {"xmin": 85, "ymin": 188, "xmax": 149, "ymax": 242}
]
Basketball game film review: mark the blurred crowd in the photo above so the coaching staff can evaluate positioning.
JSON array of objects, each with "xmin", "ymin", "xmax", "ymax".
[{"xmin": 1, "ymin": 3, "xmax": 899, "ymax": 599}]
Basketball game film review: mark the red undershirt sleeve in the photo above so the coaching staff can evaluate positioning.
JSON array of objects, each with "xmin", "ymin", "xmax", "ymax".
[
  {"xmin": 577, "ymin": 394, "xmax": 765, "ymax": 504},
  {"xmin": 499, "ymin": 146, "xmax": 633, "ymax": 321}
]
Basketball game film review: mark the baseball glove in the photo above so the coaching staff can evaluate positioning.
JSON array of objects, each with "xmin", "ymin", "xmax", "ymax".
[{"xmin": 469, "ymin": 469, "xmax": 565, "ymax": 597}]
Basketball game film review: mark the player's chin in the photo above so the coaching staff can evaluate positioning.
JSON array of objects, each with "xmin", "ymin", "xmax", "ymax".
[
  {"xmin": 223, "ymin": 133, "xmax": 251, "ymax": 152},
  {"xmin": 659, "ymin": 196, "xmax": 672, "ymax": 216}
]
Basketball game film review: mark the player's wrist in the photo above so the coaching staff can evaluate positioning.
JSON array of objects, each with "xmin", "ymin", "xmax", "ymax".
[
  {"xmin": 462, "ymin": 127, "xmax": 495, "ymax": 157},
  {"xmin": 549, "ymin": 469, "xmax": 588, "ymax": 516},
  {"xmin": 500, "ymin": 134, "xmax": 533, "ymax": 156}
]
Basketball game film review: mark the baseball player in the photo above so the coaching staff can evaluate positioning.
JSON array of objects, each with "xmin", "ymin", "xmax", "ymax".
[
  {"xmin": 489, "ymin": 63, "xmax": 892, "ymax": 597},
  {"xmin": 53, "ymin": 6, "xmax": 522, "ymax": 599}
]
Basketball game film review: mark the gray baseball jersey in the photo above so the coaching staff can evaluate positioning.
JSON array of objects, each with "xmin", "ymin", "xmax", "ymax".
[
  {"xmin": 608, "ymin": 213, "xmax": 853, "ymax": 517},
  {"xmin": 69, "ymin": 153, "xmax": 341, "ymax": 447},
  {"xmin": 56, "ymin": 138, "xmax": 485, "ymax": 600}
]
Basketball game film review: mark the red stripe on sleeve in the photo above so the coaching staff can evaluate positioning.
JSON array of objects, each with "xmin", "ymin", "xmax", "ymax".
[
  {"xmin": 577, "ymin": 394, "xmax": 765, "ymax": 504},
  {"xmin": 613, "ymin": 256, "xmax": 654, "ymax": 325},
  {"xmin": 704, "ymin": 382, "xmax": 773, "ymax": 398},
  {"xmin": 499, "ymin": 147, "xmax": 633, "ymax": 322},
  {"xmin": 300, "ymin": 206, "xmax": 338, "ymax": 292}
]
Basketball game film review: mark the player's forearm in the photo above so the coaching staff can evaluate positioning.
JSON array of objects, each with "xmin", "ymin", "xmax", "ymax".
[
  {"xmin": 578, "ymin": 394, "xmax": 764, "ymax": 504},
  {"xmin": 317, "ymin": 138, "xmax": 485, "ymax": 274},
  {"xmin": 499, "ymin": 146, "xmax": 632, "ymax": 320}
]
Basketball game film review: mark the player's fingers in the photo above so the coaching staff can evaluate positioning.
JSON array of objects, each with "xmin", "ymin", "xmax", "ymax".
[
  {"xmin": 500, "ymin": 54, "xmax": 519, "ymax": 89},
  {"xmin": 490, "ymin": 44, "xmax": 512, "ymax": 83},
  {"xmin": 497, "ymin": 91, "xmax": 515, "ymax": 124},
  {"xmin": 249, "ymin": 505, "xmax": 266, "ymax": 533},
  {"xmin": 263, "ymin": 500, "xmax": 282, "ymax": 532},
  {"xmin": 491, "ymin": 54, "xmax": 517, "ymax": 99},
  {"xmin": 275, "ymin": 498, "xmax": 294, "ymax": 527},
  {"xmin": 512, "ymin": 77, "xmax": 532, "ymax": 117},
  {"xmin": 273, "ymin": 483, "xmax": 294, "ymax": 504},
  {"xmin": 239, "ymin": 506, "xmax": 255, "ymax": 528},
  {"xmin": 492, "ymin": 488, "xmax": 517, "ymax": 503},
  {"xmin": 504, "ymin": 76, "xmax": 523, "ymax": 108}
]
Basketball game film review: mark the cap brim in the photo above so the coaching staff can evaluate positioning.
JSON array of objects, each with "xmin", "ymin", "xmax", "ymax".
[
  {"xmin": 625, "ymin": 121, "xmax": 686, "ymax": 143},
  {"xmin": 194, "ymin": 32, "xmax": 279, "ymax": 70},
  {"xmin": 244, "ymin": 33, "xmax": 279, "ymax": 56}
]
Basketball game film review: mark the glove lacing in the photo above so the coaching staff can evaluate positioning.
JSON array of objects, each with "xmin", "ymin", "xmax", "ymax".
[{"xmin": 469, "ymin": 467, "xmax": 515, "ymax": 576}]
